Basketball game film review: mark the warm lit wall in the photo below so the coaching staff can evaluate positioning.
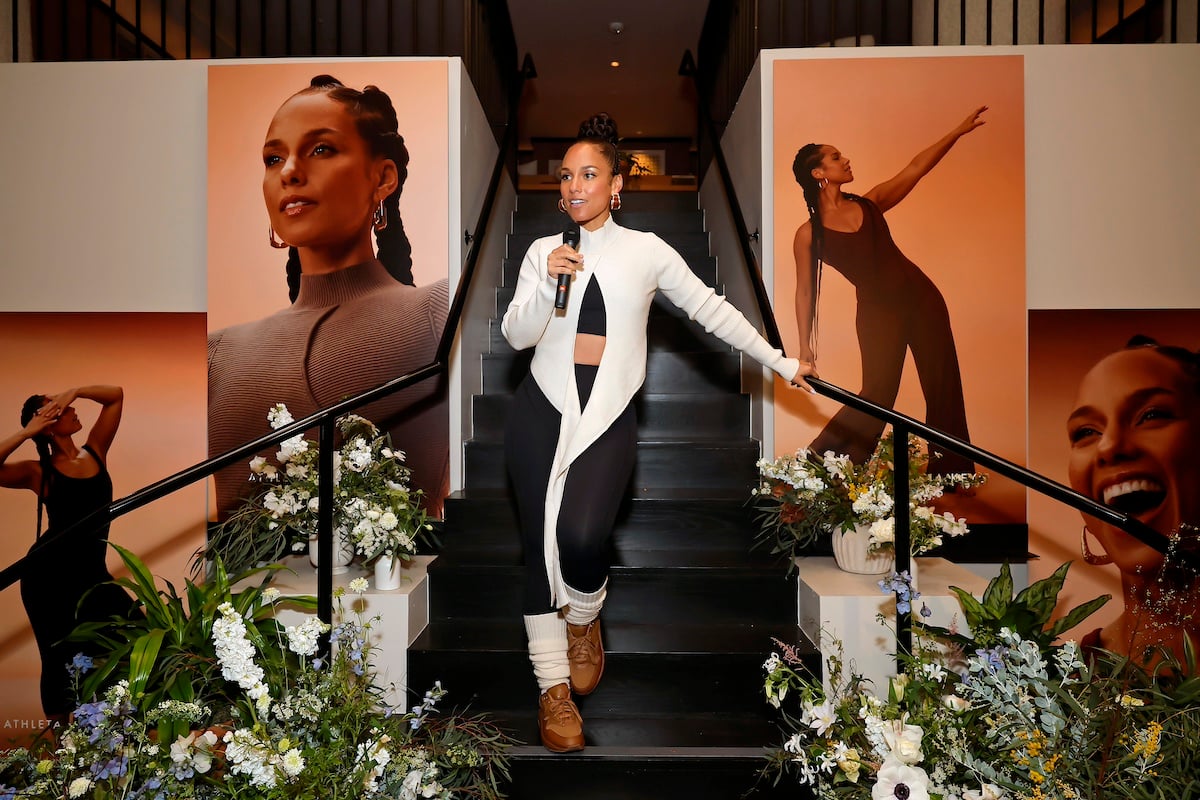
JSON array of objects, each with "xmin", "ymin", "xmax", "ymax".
[{"xmin": 0, "ymin": 313, "xmax": 207, "ymax": 736}]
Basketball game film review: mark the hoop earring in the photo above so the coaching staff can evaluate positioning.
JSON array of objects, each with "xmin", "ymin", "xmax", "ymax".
[
  {"xmin": 817, "ymin": 177, "xmax": 828, "ymax": 190},
  {"xmin": 557, "ymin": 198, "xmax": 568, "ymax": 214},
  {"xmin": 269, "ymin": 227, "xmax": 288, "ymax": 249},
  {"xmin": 1082, "ymin": 526, "xmax": 1113, "ymax": 566},
  {"xmin": 610, "ymin": 193, "xmax": 622, "ymax": 212},
  {"xmin": 373, "ymin": 200, "xmax": 388, "ymax": 232}
]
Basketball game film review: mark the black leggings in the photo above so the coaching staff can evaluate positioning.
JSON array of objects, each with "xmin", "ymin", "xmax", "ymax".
[{"xmin": 505, "ymin": 365, "xmax": 637, "ymax": 615}]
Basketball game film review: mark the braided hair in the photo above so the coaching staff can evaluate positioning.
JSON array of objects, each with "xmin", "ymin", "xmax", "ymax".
[
  {"xmin": 575, "ymin": 112, "xmax": 622, "ymax": 176},
  {"xmin": 284, "ymin": 75, "xmax": 414, "ymax": 302},
  {"xmin": 792, "ymin": 143, "xmax": 828, "ymax": 359},
  {"xmin": 792, "ymin": 143, "xmax": 865, "ymax": 360},
  {"xmin": 1124, "ymin": 334, "xmax": 1200, "ymax": 394},
  {"xmin": 19, "ymin": 394, "xmax": 52, "ymax": 535}
]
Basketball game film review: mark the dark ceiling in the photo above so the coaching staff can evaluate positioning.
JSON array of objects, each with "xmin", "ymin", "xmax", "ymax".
[{"xmin": 507, "ymin": 0, "xmax": 709, "ymax": 144}]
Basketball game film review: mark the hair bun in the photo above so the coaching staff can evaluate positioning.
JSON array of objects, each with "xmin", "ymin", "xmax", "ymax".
[
  {"xmin": 578, "ymin": 112, "xmax": 619, "ymax": 147},
  {"xmin": 309, "ymin": 74, "xmax": 344, "ymax": 89}
]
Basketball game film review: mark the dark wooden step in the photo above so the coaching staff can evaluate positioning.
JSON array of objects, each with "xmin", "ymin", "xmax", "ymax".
[
  {"xmin": 422, "ymin": 564, "xmax": 796, "ymax": 624},
  {"xmin": 481, "ymin": 350, "xmax": 743, "ymax": 395},
  {"xmin": 512, "ymin": 209, "xmax": 705, "ymax": 235},
  {"xmin": 503, "ymin": 747, "xmax": 811, "ymax": 800},
  {"xmin": 409, "ymin": 649, "xmax": 792, "ymax": 715},
  {"xmin": 470, "ymin": 392, "xmax": 749, "ymax": 442},
  {"xmin": 517, "ymin": 191, "xmax": 700, "ymax": 214},
  {"xmin": 438, "ymin": 490, "xmax": 771, "ymax": 567},
  {"xmin": 463, "ymin": 439, "xmax": 759, "ymax": 491}
]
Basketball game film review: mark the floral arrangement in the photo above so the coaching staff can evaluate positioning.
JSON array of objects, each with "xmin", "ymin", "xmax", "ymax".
[
  {"xmin": 206, "ymin": 403, "xmax": 435, "ymax": 576},
  {"xmin": 759, "ymin": 563, "xmax": 1200, "ymax": 799},
  {"xmin": 1, "ymin": 547, "xmax": 513, "ymax": 799},
  {"xmin": 752, "ymin": 431, "xmax": 986, "ymax": 562}
]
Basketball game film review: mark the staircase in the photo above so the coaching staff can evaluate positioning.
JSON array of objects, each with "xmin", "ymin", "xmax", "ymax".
[{"xmin": 407, "ymin": 191, "xmax": 819, "ymax": 799}]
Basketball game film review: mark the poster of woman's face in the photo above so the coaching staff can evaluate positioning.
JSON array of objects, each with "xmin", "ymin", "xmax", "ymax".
[
  {"xmin": 207, "ymin": 61, "xmax": 449, "ymax": 331},
  {"xmin": 0, "ymin": 312, "xmax": 207, "ymax": 735},
  {"xmin": 205, "ymin": 63, "xmax": 453, "ymax": 519},
  {"xmin": 1029, "ymin": 308, "xmax": 1200, "ymax": 650},
  {"xmin": 771, "ymin": 54, "xmax": 1026, "ymax": 526}
]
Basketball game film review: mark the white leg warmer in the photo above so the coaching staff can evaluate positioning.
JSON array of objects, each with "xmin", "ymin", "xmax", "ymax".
[
  {"xmin": 524, "ymin": 612, "xmax": 570, "ymax": 693},
  {"xmin": 561, "ymin": 580, "xmax": 607, "ymax": 627}
]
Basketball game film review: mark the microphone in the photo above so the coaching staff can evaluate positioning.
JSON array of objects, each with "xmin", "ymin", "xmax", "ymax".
[{"xmin": 555, "ymin": 224, "xmax": 580, "ymax": 310}]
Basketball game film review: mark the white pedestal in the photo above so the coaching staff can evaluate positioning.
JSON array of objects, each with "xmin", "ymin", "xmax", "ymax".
[
  {"xmin": 254, "ymin": 555, "xmax": 433, "ymax": 707},
  {"xmin": 795, "ymin": 557, "xmax": 988, "ymax": 693}
]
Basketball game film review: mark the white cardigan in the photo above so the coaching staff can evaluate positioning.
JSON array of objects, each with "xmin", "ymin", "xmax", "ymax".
[{"xmin": 502, "ymin": 216, "xmax": 799, "ymax": 606}]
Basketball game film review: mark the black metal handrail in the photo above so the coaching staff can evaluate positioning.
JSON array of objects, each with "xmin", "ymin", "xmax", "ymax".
[
  {"xmin": 678, "ymin": 48, "xmax": 1187, "ymax": 662},
  {"xmin": 0, "ymin": 54, "xmax": 536, "ymax": 648}
]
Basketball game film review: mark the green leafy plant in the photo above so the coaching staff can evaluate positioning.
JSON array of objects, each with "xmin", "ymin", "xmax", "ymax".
[
  {"xmin": 68, "ymin": 543, "xmax": 313, "ymax": 744},
  {"xmin": 6, "ymin": 552, "xmax": 514, "ymax": 799},
  {"xmin": 929, "ymin": 560, "xmax": 1111, "ymax": 651},
  {"xmin": 760, "ymin": 562, "xmax": 1200, "ymax": 799}
]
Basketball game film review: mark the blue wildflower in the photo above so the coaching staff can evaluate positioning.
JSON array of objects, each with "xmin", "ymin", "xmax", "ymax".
[{"xmin": 71, "ymin": 653, "xmax": 95, "ymax": 675}]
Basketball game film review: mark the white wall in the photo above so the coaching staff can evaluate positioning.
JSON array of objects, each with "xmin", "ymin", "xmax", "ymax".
[
  {"xmin": 701, "ymin": 57, "xmax": 770, "ymax": 447},
  {"xmin": 449, "ymin": 60, "xmax": 506, "ymax": 491},
  {"xmin": 0, "ymin": 61, "xmax": 208, "ymax": 312}
]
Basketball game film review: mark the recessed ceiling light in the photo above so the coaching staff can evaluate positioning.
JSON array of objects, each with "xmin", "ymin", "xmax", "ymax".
[{"xmin": 610, "ymin": 60, "xmax": 620, "ymax": 68}]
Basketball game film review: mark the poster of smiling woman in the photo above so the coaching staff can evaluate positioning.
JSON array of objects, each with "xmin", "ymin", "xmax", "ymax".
[
  {"xmin": 771, "ymin": 54, "xmax": 1027, "ymax": 531},
  {"xmin": 1028, "ymin": 309, "xmax": 1200, "ymax": 661},
  {"xmin": 206, "ymin": 62, "xmax": 451, "ymax": 521}
]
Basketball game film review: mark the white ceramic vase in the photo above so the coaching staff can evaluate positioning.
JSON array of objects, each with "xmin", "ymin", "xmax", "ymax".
[
  {"xmin": 374, "ymin": 553, "xmax": 403, "ymax": 591},
  {"xmin": 308, "ymin": 530, "xmax": 355, "ymax": 574},
  {"xmin": 831, "ymin": 523, "xmax": 895, "ymax": 575}
]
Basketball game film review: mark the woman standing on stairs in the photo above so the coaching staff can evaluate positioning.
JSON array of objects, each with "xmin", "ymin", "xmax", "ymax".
[
  {"xmin": 502, "ymin": 113, "xmax": 816, "ymax": 752},
  {"xmin": 1, "ymin": 385, "xmax": 137, "ymax": 721},
  {"xmin": 792, "ymin": 107, "xmax": 987, "ymax": 476}
]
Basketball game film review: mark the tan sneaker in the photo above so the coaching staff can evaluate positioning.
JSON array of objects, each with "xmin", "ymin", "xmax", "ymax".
[
  {"xmin": 538, "ymin": 683, "xmax": 585, "ymax": 753},
  {"xmin": 566, "ymin": 620, "xmax": 605, "ymax": 695}
]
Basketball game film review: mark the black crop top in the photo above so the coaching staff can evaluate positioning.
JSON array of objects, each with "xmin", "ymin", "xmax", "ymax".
[{"xmin": 577, "ymin": 278, "xmax": 606, "ymax": 336}]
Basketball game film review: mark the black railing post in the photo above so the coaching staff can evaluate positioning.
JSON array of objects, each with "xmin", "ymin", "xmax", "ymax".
[
  {"xmin": 317, "ymin": 416, "xmax": 335, "ymax": 656},
  {"xmin": 893, "ymin": 420, "xmax": 913, "ymax": 666}
]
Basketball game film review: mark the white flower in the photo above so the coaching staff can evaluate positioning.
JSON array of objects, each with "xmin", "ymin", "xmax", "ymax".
[
  {"xmin": 277, "ymin": 434, "xmax": 308, "ymax": 463},
  {"xmin": 267, "ymin": 403, "xmax": 294, "ymax": 429},
  {"xmin": 286, "ymin": 617, "xmax": 331, "ymax": 657},
  {"xmin": 881, "ymin": 719, "xmax": 924, "ymax": 764},
  {"xmin": 921, "ymin": 661, "xmax": 946, "ymax": 682},
  {"xmin": 963, "ymin": 784, "xmax": 1006, "ymax": 800},
  {"xmin": 249, "ymin": 456, "xmax": 268, "ymax": 474},
  {"xmin": 869, "ymin": 517, "xmax": 895, "ymax": 546},
  {"xmin": 349, "ymin": 577, "xmax": 370, "ymax": 594},
  {"xmin": 171, "ymin": 730, "xmax": 218, "ymax": 774},
  {"xmin": 281, "ymin": 748, "xmax": 305, "ymax": 777},
  {"xmin": 872, "ymin": 757, "xmax": 930, "ymax": 800},
  {"xmin": 804, "ymin": 699, "xmax": 837, "ymax": 736},
  {"xmin": 379, "ymin": 510, "xmax": 399, "ymax": 531},
  {"xmin": 262, "ymin": 587, "xmax": 280, "ymax": 602},
  {"xmin": 67, "ymin": 777, "xmax": 93, "ymax": 798}
]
